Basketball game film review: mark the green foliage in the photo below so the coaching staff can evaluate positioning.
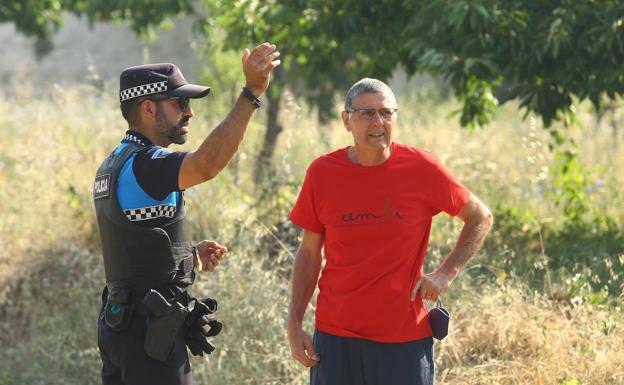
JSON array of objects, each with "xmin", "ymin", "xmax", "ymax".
[
  {"xmin": 452, "ymin": 76, "xmax": 499, "ymax": 130},
  {"xmin": 550, "ymin": 148, "xmax": 596, "ymax": 222},
  {"xmin": 202, "ymin": 0, "xmax": 624, "ymax": 130},
  {"xmin": 4, "ymin": 0, "xmax": 622, "ymax": 130},
  {"xmin": 199, "ymin": 0, "xmax": 403, "ymax": 122},
  {"xmin": 0, "ymin": 0, "xmax": 64, "ymax": 56},
  {"xmin": 0, "ymin": 0, "xmax": 194, "ymax": 56},
  {"xmin": 485, "ymin": 203, "xmax": 624, "ymax": 300},
  {"xmin": 405, "ymin": 0, "xmax": 624, "ymax": 128}
]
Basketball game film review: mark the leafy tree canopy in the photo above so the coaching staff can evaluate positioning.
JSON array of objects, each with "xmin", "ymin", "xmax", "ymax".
[
  {"xmin": 201, "ymin": 0, "xmax": 408, "ymax": 122},
  {"xmin": 404, "ymin": 0, "xmax": 624, "ymax": 127},
  {"xmin": 0, "ymin": 0, "xmax": 193, "ymax": 57},
  {"xmin": 3, "ymin": 0, "xmax": 622, "ymax": 128},
  {"xmin": 206, "ymin": 0, "xmax": 623, "ymax": 128}
]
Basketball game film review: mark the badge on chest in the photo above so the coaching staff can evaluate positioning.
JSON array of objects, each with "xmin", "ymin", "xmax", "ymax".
[{"xmin": 94, "ymin": 174, "xmax": 111, "ymax": 199}]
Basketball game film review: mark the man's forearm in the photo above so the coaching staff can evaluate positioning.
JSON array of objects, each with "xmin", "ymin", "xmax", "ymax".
[
  {"xmin": 192, "ymin": 95, "xmax": 257, "ymax": 180},
  {"xmin": 439, "ymin": 213, "xmax": 493, "ymax": 278},
  {"xmin": 288, "ymin": 252, "xmax": 322, "ymax": 329}
]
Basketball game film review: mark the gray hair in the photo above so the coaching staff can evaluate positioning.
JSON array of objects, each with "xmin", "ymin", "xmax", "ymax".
[{"xmin": 344, "ymin": 78, "xmax": 396, "ymax": 111}]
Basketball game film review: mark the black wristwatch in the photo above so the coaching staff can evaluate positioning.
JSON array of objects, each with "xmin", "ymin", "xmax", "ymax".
[{"xmin": 241, "ymin": 86, "xmax": 261, "ymax": 108}]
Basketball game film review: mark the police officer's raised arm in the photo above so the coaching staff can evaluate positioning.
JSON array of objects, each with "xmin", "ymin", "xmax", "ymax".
[{"xmin": 178, "ymin": 43, "xmax": 280, "ymax": 190}]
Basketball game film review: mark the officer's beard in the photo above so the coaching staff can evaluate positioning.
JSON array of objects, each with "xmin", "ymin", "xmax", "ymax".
[{"xmin": 156, "ymin": 106, "xmax": 189, "ymax": 145}]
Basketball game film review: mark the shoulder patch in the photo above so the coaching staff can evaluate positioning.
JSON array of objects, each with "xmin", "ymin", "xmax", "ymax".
[
  {"xmin": 94, "ymin": 174, "xmax": 111, "ymax": 199},
  {"xmin": 150, "ymin": 147, "xmax": 173, "ymax": 159}
]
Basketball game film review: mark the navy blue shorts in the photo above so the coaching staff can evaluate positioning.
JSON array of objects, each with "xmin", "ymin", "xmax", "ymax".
[{"xmin": 310, "ymin": 330, "xmax": 435, "ymax": 385}]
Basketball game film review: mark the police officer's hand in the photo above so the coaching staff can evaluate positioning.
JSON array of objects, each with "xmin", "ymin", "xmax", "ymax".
[
  {"xmin": 410, "ymin": 269, "xmax": 454, "ymax": 302},
  {"xmin": 195, "ymin": 240, "xmax": 227, "ymax": 272},
  {"xmin": 242, "ymin": 42, "xmax": 281, "ymax": 97},
  {"xmin": 287, "ymin": 325, "xmax": 319, "ymax": 367}
]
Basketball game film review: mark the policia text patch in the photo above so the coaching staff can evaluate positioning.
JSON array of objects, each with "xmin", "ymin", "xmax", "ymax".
[{"xmin": 94, "ymin": 174, "xmax": 111, "ymax": 199}]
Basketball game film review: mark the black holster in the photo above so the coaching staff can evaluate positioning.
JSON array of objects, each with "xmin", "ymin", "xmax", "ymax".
[{"xmin": 142, "ymin": 289, "xmax": 189, "ymax": 362}]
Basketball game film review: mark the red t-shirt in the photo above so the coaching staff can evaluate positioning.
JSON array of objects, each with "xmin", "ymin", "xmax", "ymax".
[{"xmin": 289, "ymin": 142, "xmax": 470, "ymax": 342}]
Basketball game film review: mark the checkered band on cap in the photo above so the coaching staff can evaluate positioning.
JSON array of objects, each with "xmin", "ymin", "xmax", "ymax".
[
  {"xmin": 120, "ymin": 81, "xmax": 168, "ymax": 102},
  {"xmin": 124, "ymin": 205, "xmax": 177, "ymax": 221}
]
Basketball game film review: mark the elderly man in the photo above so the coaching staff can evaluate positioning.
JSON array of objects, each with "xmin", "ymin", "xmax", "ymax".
[
  {"xmin": 287, "ymin": 78, "xmax": 493, "ymax": 385},
  {"xmin": 93, "ymin": 43, "xmax": 280, "ymax": 385}
]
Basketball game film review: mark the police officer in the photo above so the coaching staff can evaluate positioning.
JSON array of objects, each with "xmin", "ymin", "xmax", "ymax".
[{"xmin": 93, "ymin": 43, "xmax": 280, "ymax": 385}]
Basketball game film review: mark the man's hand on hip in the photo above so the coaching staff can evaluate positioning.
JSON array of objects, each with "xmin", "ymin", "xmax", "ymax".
[
  {"xmin": 410, "ymin": 269, "xmax": 455, "ymax": 302},
  {"xmin": 195, "ymin": 240, "xmax": 227, "ymax": 272},
  {"xmin": 287, "ymin": 325, "xmax": 320, "ymax": 367},
  {"xmin": 411, "ymin": 194, "xmax": 494, "ymax": 303}
]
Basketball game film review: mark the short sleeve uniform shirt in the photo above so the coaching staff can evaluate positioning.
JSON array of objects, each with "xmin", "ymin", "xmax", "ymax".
[{"xmin": 114, "ymin": 131, "xmax": 187, "ymax": 227}]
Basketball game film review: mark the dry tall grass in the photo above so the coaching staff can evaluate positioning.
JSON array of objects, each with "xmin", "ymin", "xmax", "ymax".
[
  {"xmin": 0, "ymin": 83, "xmax": 622, "ymax": 385},
  {"xmin": 436, "ymin": 279, "xmax": 624, "ymax": 384}
]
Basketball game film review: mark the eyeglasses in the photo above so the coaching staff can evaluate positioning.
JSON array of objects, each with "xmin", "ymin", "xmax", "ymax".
[
  {"xmin": 347, "ymin": 108, "xmax": 398, "ymax": 121},
  {"xmin": 140, "ymin": 95, "xmax": 191, "ymax": 112}
]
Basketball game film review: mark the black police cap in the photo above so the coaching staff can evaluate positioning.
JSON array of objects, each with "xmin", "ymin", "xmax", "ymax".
[{"xmin": 119, "ymin": 63, "xmax": 210, "ymax": 102}]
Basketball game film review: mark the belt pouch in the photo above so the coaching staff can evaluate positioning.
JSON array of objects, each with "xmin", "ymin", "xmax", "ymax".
[{"xmin": 104, "ymin": 287, "xmax": 133, "ymax": 331}]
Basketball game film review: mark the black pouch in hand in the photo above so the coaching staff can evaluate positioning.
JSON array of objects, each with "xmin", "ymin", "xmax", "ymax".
[
  {"xmin": 105, "ymin": 287, "xmax": 133, "ymax": 331},
  {"xmin": 428, "ymin": 298, "xmax": 450, "ymax": 340}
]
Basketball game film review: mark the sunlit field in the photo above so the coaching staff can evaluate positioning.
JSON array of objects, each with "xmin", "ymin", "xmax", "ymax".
[{"xmin": 0, "ymin": 80, "xmax": 622, "ymax": 385}]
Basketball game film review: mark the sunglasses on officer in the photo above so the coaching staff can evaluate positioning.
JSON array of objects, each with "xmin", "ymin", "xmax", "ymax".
[{"xmin": 139, "ymin": 95, "xmax": 191, "ymax": 113}]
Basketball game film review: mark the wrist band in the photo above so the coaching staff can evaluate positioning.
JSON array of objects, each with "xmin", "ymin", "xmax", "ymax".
[{"xmin": 241, "ymin": 86, "xmax": 261, "ymax": 109}]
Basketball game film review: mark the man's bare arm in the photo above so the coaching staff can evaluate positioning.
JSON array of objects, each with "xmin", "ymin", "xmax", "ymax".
[
  {"xmin": 411, "ymin": 193, "xmax": 494, "ymax": 301},
  {"xmin": 287, "ymin": 229, "xmax": 323, "ymax": 367},
  {"xmin": 178, "ymin": 43, "xmax": 281, "ymax": 189}
]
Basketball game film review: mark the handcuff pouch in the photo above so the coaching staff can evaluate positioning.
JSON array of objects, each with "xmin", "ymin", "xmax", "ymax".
[{"xmin": 105, "ymin": 287, "xmax": 133, "ymax": 331}]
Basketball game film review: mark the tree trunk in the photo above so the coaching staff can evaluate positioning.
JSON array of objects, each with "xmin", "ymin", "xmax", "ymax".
[
  {"xmin": 254, "ymin": 66, "xmax": 285, "ymax": 184},
  {"xmin": 317, "ymin": 88, "xmax": 333, "ymax": 127},
  {"xmin": 609, "ymin": 100, "xmax": 619, "ymax": 150},
  {"xmin": 316, "ymin": 86, "xmax": 334, "ymax": 149}
]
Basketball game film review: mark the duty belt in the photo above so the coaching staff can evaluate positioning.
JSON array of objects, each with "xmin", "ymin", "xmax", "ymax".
[{"xmin": 102, "ymin": 284, "xmax": 222, "ymax": 361}]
